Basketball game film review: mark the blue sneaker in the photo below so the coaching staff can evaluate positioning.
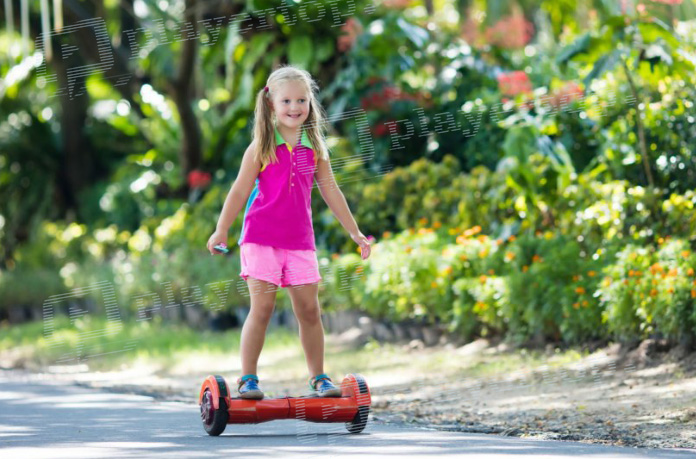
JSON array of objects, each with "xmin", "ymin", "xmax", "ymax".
[
  {"xmin": 237, "ymin": 374, "xmax": 264, "ymax": 399},
  {"xmin": 309, "ymin": 373, "xmax": 342, "ymax": 397}
]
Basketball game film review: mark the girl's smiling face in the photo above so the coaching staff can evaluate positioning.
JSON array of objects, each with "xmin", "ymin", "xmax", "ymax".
[{"xmin": 270, "ymin": 80, "xmax": 310, "ymax": 129}]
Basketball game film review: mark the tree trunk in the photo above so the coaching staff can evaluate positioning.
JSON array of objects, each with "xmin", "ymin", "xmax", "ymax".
[
  {"xmin": 53, "ymin": 45, "xmax": 92, "ymax": 215},
  {"xmin": 621, "ymin": 58, "xmax": 654, "ymax": 187},
  {"xmin": 170, "ymin": 0, "xmax": 203, "ymax": 179}
]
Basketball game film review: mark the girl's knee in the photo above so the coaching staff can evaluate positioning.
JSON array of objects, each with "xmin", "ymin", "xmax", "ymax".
[
  {"xmin": 249, "ymin": 301, "xmax": 276, "ymax": 324},
  {"xmin": 295, "ymin": 303, "xmax": 321, "ymax": 325}
]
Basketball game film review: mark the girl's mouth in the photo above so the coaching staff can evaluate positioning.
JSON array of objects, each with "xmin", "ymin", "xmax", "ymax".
[{"xmin": 287, "ymin": 114, "xmax": 301, "ymax": 119}]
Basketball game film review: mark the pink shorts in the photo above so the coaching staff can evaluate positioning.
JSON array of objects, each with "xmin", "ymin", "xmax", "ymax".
[{"xmin": 239, "ymin": 242, "xmax": 322, "ymax": 288}]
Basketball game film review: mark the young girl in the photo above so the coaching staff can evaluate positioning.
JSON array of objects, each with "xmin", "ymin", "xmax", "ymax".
[{"xmin": 206, "ymin": 65, "xmax": 372, "ymax": 400}]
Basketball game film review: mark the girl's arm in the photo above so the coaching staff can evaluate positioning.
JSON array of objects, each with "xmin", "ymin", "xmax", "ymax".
[
  {"xmin": 211, "ymin": 142, "xmax": 260, "ymax": 239},
  {"xmin": 315, "ymin": 156, "xmax": 371, "ymax": 260}
]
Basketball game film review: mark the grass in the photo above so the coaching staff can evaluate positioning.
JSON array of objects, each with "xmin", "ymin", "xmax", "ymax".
[
  {"xmin": 0, "ymin": 315, "xmax": 592, "ymax": 384},
  {"xmin": 0, "ymin": 315, "xmax": 299, "ymax": 371}
]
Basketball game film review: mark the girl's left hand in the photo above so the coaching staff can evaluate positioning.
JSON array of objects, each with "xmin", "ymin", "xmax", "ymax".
[{"xmin": 350, "ymin": 231, "xmax": 372, "ymax": 260}]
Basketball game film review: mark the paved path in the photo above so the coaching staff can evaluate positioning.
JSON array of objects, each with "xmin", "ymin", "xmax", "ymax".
[{"xmin": 1, "ymin": 371, "xmax": 694, "ymax": 458}]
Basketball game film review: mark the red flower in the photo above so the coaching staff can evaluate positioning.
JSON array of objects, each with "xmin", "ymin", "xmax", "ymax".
[
  {"xmin": 360, "ymin": 85, "xmax": 418, "ymax": 111},
  {"xmin": 497, "ymin": 71, "xmax": 533, "ymax": 96},
  {"xmin": 484, "ymin": 10, "xmax": 534, "ymax": 49},
  {"xmin": 187, "ymin": 169, "xmax": 211, "ymax": 189},
  {"xmin": 382, "ymin": 0, "xmax": 411, "ymax": 8},
  {"xmin": 548, "ymin": 81, "xmax": 584, "ymax": 109},
  {"xmin": 371, "ymin": 123, "xmax": 391, "ymax": 137},
  {"xmin": 337, "ymin": 18, "xmax": 363, "ymax": 52}
]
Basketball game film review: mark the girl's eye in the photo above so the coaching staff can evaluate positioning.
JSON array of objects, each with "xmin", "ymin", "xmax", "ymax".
[{"xmin": 299, "ymin": 99, "xmax": 306, "ymax": 103}]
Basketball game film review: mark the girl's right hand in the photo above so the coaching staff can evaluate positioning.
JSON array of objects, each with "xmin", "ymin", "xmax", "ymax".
[{"xmin": 207, "ymin": 231, "xmax": 228, "ymax": 255}]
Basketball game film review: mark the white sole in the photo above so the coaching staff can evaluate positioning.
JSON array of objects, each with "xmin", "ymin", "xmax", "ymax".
[
  {"xmin": 313, "ymin": 388, "xmax": 342, "ymax": 397},
  {"xmin": 239, "ymin": 390, "xmax": 264, "ymax": 400}
]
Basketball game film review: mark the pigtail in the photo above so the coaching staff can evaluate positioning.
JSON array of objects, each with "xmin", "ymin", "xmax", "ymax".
[{"xmin": 252, "ymin": 86, "xmax": 278, "ymax": 169}]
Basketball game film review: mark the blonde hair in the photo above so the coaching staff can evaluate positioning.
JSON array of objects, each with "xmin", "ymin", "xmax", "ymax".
[{"xmin": 252, "ymin": 65, "xmax": 330, "ymax": 170}]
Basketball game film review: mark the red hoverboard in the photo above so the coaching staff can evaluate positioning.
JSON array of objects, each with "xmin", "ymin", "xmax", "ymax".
[{"xmin": 198, "ymin": 373, "xmax": 372, "ymax": 436}]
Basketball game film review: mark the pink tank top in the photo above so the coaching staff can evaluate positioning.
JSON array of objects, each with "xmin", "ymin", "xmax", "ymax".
[{"xmin": 238, "ymin": 127, "xmax": 318, "ymax": 251}]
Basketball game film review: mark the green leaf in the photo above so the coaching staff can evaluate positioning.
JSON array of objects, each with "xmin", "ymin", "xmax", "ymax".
[
  {"xmin": 638, "ymin": 20, "xmax": 679, "ymax": 48},
  {"xmin": 583, "ymin": 50, "xmax": 622, "ymax": 87},
  {"xmin": 556, "ymin": 33, "xmax": 591, "ymax": 65},
  {"xmin": 315, "ymin": 39, "xmax": 334, "ymax": 62},
  {"xmin": 288, "ymin": 35, "xmax": 313, "ymax": 69},
  {"xmin": 396, "ymin": 17, "xmax": 428, "ymax": 48},
  {"xmin": 245, "ymin": 33, "xmax": 275, "ymax": 67}
]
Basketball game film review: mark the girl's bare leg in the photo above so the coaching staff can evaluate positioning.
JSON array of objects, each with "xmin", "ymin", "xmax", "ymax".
[
  {"xmin": 240, "ymin": 277, "xmax": 279, "ymax": 375},
  {"xmin": 286, "ymin": 282, "xmax": 324, "ymax": 377}
]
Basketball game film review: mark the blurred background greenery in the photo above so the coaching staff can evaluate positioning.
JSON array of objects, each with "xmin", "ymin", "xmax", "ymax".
[{"xmin": 2, "ymin": 0, "xmax": 696, "ymax": 360}]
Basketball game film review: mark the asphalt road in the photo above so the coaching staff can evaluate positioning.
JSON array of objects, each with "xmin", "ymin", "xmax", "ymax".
[{"xmin": 1, "ymin": 371, "xmax": 694, "ymax": 458}]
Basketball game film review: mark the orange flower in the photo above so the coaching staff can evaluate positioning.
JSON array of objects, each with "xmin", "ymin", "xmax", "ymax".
[
  {"xmin": 683, "ymin": 250, "xmax": 691, "ymax": 258},
  {"xmin": 691, "ymin": 289, "xmax": 696, "ymax": 298},
  {"xmin": 522, "ymin": 265, "xmax": 529, "ymax": 273},
  {"xmin": 505, "ymin": 252, "xmax": 516, "ymax": 261},
  {"xmin": 582, "ymin": 300, "xmax": 589, "ymax": 307},
  {"xmin": 572, "ymin": 275, "xmax": 581, "ymax": 282},
  {"xmin": 689, "ymin": 268, "xmax": 695, "ymax": 276},
  {"xmin": 418, "ymin": 217, "xmax": 428, "ymax": 226},
  {"xmin": 478, "ymin": 249, "xmax": 488, "ymax": 258},
  {"xmin": 623, "ymin": 279, "xmax": 629, "ymax": 285},
  {"xmin": 488, "ymin": 269, "xmax": 495, "ymax": 275},
  {"xmin": 418, "ymin": 228, "xmax": 428, "ymax": 235},
  {"xmin": 652, "ymin": 279, "xmax": 658, "ymax": 285},
  {"xmin": 532, "ymin": 254, "xmax": 542, "ymax": 263},
  {"xmin": 456, "ymin": 236, "xmax": 467, "ymax": 245},
  {"xmin": 650, "ymin": 263, "xmax": 663, "ymax": 274},
  {"xmin": 573, "ymin": 302, "xmax": 580, "ymax": 309},
  {"xmin": 433, "ymin": 221, "xmax": 442, "ymax": 229},
  {"xmin": 508, "ymin": 235, "xmax": 517, "ymax": 242},
  {"xmin": 443, "ymin": 266, "xmax": 453, "ymax": 275},
  {"xmin": 496, "ymin": 239, "xmax": 503, "ymax": 246},
  {"xmin": 575, "ymin": 286, "xmax": 585, "ymax": 294},
  {"xmin": 628, "ymin": 270, "xmax": 635, "ymax": 277},
  {"xmin": 405, "ymin": 246, "xmax": 412, "ymax": 254},
  {"xmin": 668, "ymin": 268, "xmax": 679, "ymax": 277},
  {"xmin": 588, "ymin": 271, "xmax": 596, "ymax": 277},
  {"xmin": 331, "ymin": 253, "xmax": 340, "ymax": 260},
  {"xmin": 650, "ymin": 289, "xmax": 658, "ymax": 297},
  {"xmin": 442, "ymin": 248, "xmax": 451, "ymax": 256},
  {"xmin": 430, "ymin": 281, "xmax": 438, "ymax": 288},
  {"xmin": 382, "ymin": 231, "xmax": 392, "ymax": 239},
  {"xmin": 658, "ymin": 237, "xmax": 664, "ymax": 244},
  {"xmin": 408, "ymin": 228, "xmax": 415, "ymax": 235},
  {"xmin": 667, "ymin": 287, "xmax": 674, "ymax": 294},
  {"xmin": 479, "ymin": 275, "xmax": 488, "ymax": 284},
  {"xmin": 459, "ymin": 254, "xmax": 468, "ymax": 261}
]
